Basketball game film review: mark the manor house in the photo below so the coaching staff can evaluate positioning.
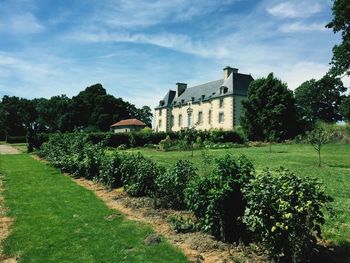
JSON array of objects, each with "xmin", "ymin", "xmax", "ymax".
[{"xmin": 154, "ymin": 66, "xmax": 253, "ymax": 132}]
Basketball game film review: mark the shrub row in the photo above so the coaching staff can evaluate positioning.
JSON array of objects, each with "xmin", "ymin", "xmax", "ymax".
[
  {"xmin": 28, "ymin": 129, "xmax": 245, "ymax": 151},
  {"xmin": 6, "ymin": 136, "xmax": 27, "ymax": 144},
  {"xmin": 39, "ymin": 133, "xmax": 332, "ymax": 262}
]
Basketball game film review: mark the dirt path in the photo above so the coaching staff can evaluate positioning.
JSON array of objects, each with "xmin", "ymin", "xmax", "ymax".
[{"xmin": 0, "ymin": 145, "xmax": 20, "ymax": 155}]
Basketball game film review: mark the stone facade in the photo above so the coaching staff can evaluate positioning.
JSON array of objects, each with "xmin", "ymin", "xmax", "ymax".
[{"xmin": 154, "ymin": 67, "xmax": 253, "ymax": 132}]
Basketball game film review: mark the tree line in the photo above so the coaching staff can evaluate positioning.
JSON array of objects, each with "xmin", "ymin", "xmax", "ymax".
[
  {"xmin": 241, "ymin": 0, "xmax": 350, "ymax": 142},
  {"xmin": 0, "ymin": 83, "xmax": 152, "ymax": 139},
  {"xmin": 240, "ymin": 72, "xmax": 349, "ymax": 142}
]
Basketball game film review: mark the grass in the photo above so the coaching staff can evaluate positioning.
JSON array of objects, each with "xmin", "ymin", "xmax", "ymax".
[
  {"xmin": 9, "ymin": 143, "xmax": 27, "ymax": 153},
  {"xmin": 0, "ymin": 154, "xmax": 188, "ymax": 263},
  {"xmin": 132, "ymin": 143, "xmax": 350, "ymax": 247}
]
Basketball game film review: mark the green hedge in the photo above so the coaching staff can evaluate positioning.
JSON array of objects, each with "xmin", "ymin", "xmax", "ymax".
[
  {"xmin": 6, "ymin": 136, "xmax": 27, "ymax": 144},
  {"xmin": 37, "ymin": 133, "xmax": 333, "ymax": 262},
  {"xmin": 29, "ymin": 129, "xmax": 245, "ymax": 151}
]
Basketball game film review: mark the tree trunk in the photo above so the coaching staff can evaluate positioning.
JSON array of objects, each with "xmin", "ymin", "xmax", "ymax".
[{"xmin": 318, "ymin": 148, "xmax": 321, "ymax": 167}]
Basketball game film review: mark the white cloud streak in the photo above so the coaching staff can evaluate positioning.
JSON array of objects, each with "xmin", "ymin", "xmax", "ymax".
[{"xmin": 267, "ymin": 1, "xmax": 322, "ymax": 18}]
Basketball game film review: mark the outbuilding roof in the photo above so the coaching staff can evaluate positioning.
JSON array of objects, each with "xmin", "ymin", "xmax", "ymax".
[{"xmin": 111, "ymin": 119, "xmax": 146, "ymax": 127}]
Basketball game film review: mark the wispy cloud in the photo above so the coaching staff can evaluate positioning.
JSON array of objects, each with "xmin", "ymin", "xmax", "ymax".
[
  {"xmin": 0, "ymin": 12, "xmax": 44, "ymax": 34},
  {"xmin": 267, "ymin": 1, "xmax": 322, "ymax": 18},
  {"xmin": 279, "ymin": 22, "xmax": 327, "ymax": 32}
]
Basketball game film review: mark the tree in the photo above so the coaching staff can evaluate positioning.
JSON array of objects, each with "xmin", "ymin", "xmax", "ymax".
[
  {"xmin": 136, "ymin": 106, "xmax": 153, "ymax": 127},
  {"xmin": 295, "ymin": 74, "xmax": 346, "ymax": 126},
  {"xmin": 307, "ymin": 125, "xmax": 332, "ymax": 167},
  {"xmin": 340, "ymin": 95, "xmax": 350, "ymax": 122},
  {"xmin": 326, "ymin": 0, "xmax": 350, "ymax": 77},
  {"xmin": 0, "ymin": 96, "xmax": 37, "ymax": 137},
  {"xmin": 241, "ymin": 73, "xmax": 298, "ymax": 141}
]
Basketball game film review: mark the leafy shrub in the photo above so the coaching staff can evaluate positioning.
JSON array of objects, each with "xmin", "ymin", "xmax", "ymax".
[
  {"xmin": 159, "ymin": 135, "xmax": 172, "ymax": 151},
  {"xmin": 98, "ymin": 152, "xmax": 123, "ymax": 189},
  {"xmin": 155, "ymin": 160, "xmax": 197, "ymax": 209},
  {"xmin": 83, "ymin": 143, "xmax": 105, "ymax": 180},
  {"xmin": 185, "ymin": 154, "xmax": 254, "ymax": 242},
  {"xmin": 169, "ymin": 214, "xmax": 199, "ymax": 233},
  {"xmin": 120, "ymin": 153, "xmax": 163, "ymax": 197},
  {"xmin": 243, "ymin": 168, "xmax": 333, "ymax": 262}
]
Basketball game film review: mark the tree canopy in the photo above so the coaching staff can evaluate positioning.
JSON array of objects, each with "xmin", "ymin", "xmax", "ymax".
[
  {"xmin": 340, "ymin": 95, "xmax": 350, "ymax": 122},
  {"xmin": 294, "ymin": 74, "xmax": 346, "ymax": 125},
  {"xmin": 0, "ymin": 84, "xmax": 152, "ymax": 138},
  {"xmin": 327, "ymin": 0, "xmax": 350, "ymax": 77},
  {"xmin": 240, "ymin": 73, "xmax": 299, "ymax": 141}
]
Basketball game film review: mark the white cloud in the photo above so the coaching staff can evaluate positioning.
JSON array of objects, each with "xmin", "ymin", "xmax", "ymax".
[
  {"xmin": 267, "ymin": 1, "xmax": 322, "ymax": 18},
  {"xmin": 67, "ymin": 31, "xmax": 230, "ymax": 59},
  {"xmin": 0, "ymin": 13, "xmax": 44, "ymax": 34},
  {"xmin": 279, "ymin": 22, "xmax": 327, "ymax": 32}
]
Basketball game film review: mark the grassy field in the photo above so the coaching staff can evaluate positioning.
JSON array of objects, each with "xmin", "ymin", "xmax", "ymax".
[
  {"xmin": 0, "ymin": 154, "xmax": 188, "ymax": 263},
  {"xmin": 133, "ymin": 143, "xmax": 350, "ymax": 248}
]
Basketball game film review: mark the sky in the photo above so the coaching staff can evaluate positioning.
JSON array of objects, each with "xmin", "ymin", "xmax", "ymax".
[{"xmin": 0, "ymin": 0, "xmax": 348, "ymax": 108}]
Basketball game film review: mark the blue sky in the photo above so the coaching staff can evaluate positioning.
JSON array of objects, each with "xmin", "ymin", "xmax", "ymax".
[{"xmin": 0, "ymin": 0, "xmax": 347, "ymax": 108}]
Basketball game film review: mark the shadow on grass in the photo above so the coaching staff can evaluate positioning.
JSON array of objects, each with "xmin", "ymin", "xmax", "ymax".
[{"xmin": 312, "ymin": 241, "xmax": 350, "ymax": 263}]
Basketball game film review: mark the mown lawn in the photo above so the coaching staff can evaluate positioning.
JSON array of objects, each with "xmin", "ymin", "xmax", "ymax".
[
  {"xmin": 134, "ymin": 144, "xmax": 350, "ymax": 248},
  {"xmin": 0, "ymin": 154, "xmax": 188, "ymax": 263}
]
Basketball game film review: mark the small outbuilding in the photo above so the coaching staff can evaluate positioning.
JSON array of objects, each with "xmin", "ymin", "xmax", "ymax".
[{"xmin": 111, "ymin": 118, "xmax": 147, "ymax": 133}]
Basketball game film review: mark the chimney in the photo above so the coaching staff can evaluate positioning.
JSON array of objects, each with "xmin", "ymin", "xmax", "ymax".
[
  {"xmin": 223, "ymin": 66, "xmax": 238, "ymax": 80},
  {"xmin": 176, "ymin": 83, "xmax": 187, "ymax": 97}
]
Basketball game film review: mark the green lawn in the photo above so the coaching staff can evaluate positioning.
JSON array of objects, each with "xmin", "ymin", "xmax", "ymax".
[
  {"xmin": 10, "ymin": 143, "xmax": 27, "ymax": 153},
  {"xmin": 134, "ymin": 144, "xmax": 350, "ymax": 247},
  {"xmin": 0, "ymin": 154, "xmax": 188, "ymax": 263}
]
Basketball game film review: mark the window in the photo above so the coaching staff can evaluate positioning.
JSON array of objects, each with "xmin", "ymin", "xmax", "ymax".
[
  {"xmin": 191, "ymin": 97, "xmax": 195, "ymax": 102},
  {"xmin": 187, "ymin": 112, "xmax": 193, "ymax": 127},
  {"xmin": 219, "ymin": 98, "xmax": 224, "ymax": 108},
  {"xmin": 170, "ymin": 115, "xmax": 174, "ymax": 127},
  {"xmin": 219, "ymin": 112, "xmax": 224, "ymax": 123},
  {"xmin": 178, "ymin": 114, "xmax": 183, "ymax": 127},
  {"xmin": 159, "ymin": 119, "xmax": 162, "ymax": 128},
  {"xmin": 208, "ymin": 110, "xmax": 212, "ymax": 124},
  {"xmin": 198, "ymin": 111, "xmax": 203, "ymax": 125},
  {"xmin": 159, "ymin": 109, "xmax": 162, "ymax": 116}
]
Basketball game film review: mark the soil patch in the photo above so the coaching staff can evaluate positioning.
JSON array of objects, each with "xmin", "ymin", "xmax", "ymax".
[{"xmin": 0, "ymin": 145, "xmax": 20, "ymax": 155}]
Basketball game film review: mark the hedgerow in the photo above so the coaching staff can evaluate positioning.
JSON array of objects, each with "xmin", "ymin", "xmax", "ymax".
[
  {"xmin": 243, "ymin": 169, "xmax": 333, "ymax": 262},
  {"xmin": 37, "ymin": 133, "xmax": 333, "ymax": 262},
  {"xmin": 155, "ymin": 160, "xmax": 197, "ymax": 209},
  {"xmin": 184, "ymin": 154, "xmax": 254, "ymax": 242}
]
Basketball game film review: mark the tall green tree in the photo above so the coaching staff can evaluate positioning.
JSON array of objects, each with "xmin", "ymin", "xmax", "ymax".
[
  {"xmin": 0, "ymin": 96, "xmax": 37, "ymax": 137},
  {"xmin": 241, "ymin": 73, "xmax": 298, "ymax": 141},
  {"xmin": 340, "ymin": 95, "xmax": 350, "ymax": 122},
  {"xmin": 294, "ymin": 74, "xmax": 346, "ymax": 125},
  {"xmin": 327, "ymin": 0, "xmax": 350, "ymax": 77}
]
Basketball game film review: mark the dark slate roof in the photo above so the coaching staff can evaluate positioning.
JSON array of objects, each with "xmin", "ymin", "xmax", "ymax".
[{"xmin": 156, "ymin": 72, "xmax": 253, "ymax": 109}]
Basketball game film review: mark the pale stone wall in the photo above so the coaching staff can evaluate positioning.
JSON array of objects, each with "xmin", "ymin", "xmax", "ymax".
[{"xmin": 155, "ymin": 96, "xmax": 235, "ymax": 132}]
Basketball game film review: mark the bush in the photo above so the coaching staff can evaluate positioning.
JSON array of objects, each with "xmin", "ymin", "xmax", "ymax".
[
  {"xmin": 184, "ymin": 154, "xmax": 254, "ymax": 242},
  {"xmin": 169, "ymin": 214, "xmax": 199, "ymax": 233},
  {"xmin": 120, "ymin": 153, "xmax": 164, "ymax": 197},
  {"xmin": 243, "ymin": 168, "xmax": 333, "ymax": 262},
  {"xmin": 98, "ymin": 152, "xmax": 123, "ymax": 189},
  {"xmin": 156, "ymin": 160, "xmax": 197, "ymax": 209},
  {"xmin": 6, "ymin": 136, "xmax": 27, "ymax": 144},
  {"xmin": 159, "ymin": 135, "xmax": 172, "ymax": 151}
]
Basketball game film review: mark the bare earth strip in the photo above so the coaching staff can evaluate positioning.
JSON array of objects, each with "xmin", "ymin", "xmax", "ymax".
[{"xmin": 0, "ymin": 146, "xmax": 20, "ymax": 155}]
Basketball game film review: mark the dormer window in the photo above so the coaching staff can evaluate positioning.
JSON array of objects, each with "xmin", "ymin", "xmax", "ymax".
[
  {"xmin": 201, "ymin": 95, "xmax": 205, "ymax": 100},
  {"xmin": 223, "ymin": 87, "xmax": 228, "ymax": 94},
  {"xmin": 159, "ymin": 100, "xmax": 165, "ymax": 106},
  {"xmin": 191, "ymin": 97, "xmax": 195, "ymax": 102}
]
